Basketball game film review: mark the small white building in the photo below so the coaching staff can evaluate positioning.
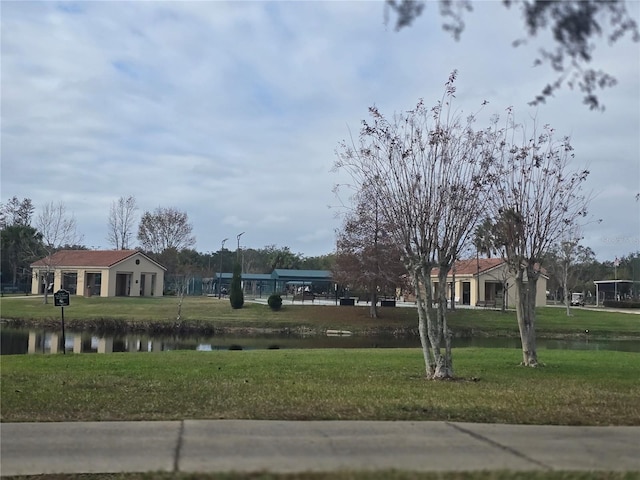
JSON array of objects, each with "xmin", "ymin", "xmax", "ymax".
[
  {"xmin": 30, "ymin": 250, "xmax": 165, "ymax": 297},
  {"xmin": 431, "ymin": 258, "xmax": 548, "ymax": 308}
]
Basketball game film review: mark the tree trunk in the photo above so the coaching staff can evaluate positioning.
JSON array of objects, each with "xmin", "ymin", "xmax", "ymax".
[
  {"xmin": 514, "ymin": 270, "xmax": 538, "ymax": 367},
  {"xmin": 369, "ymin": 289, "xmax": 378, "ymax": 318},
  {"xmin": 432, "ymin": 269, "xmax": 454, "ymax": 378},
  {"xmin": 563, "ymin": 263, "xmax": 571, "ymax": 317},
  {"xmin": 42, "ymin": 270, "xmax": 51, "ymax": 305},
  {"xmin": 410, "ymin": 264, "xmax": 455, "ymax": 380},
  {"xmin": 450, "ymin": 269, "xmax": 456, "ymax": 311},
  {"xmin": 414, "ymin": 273, "xmax": 434, "ymax": 378},
  {"xmin": 176, "ymin": 297, "xmax": 184, "ymax": 321}
]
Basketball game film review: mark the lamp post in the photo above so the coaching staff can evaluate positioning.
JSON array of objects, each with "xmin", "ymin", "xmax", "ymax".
[
  {"xmin": 614, "ymin": 257, "xmax": 619, "ymax": 301},
  {"xmin": 237, "ymin": 232, "xmax": 245, "ymax": 294},
  {"xmin": 236, "ymin": 232, "xmax": 245, "ymax": 262},
  {"xmin": 218, "ymin": 238, "xmax": 228, "ymax": 299}
]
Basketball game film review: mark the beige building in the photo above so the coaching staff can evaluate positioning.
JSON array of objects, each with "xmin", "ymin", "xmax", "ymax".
[
  {"xmin": 432, "ymin": 258, "xmax": 548, "ymax": 308},
  {"xmin": 30, "ymin": 250, "xmax": 165, "ymax": 297}
]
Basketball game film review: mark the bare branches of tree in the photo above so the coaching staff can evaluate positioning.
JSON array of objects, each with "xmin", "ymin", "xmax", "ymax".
[
  {"xmin": 35, "ymin": 202, "xmax": 83, "ymax": 251},
  {"xmin": 485, "ymin": 113, "xmax": 591, "ymax": 366},
  {"xmin": 34, "ymin": 202, "xmax": 83, "ymax": 303},
  {"xmin": 106, "ymin": 195, "xmax": 138, "ymax": 250},
  {"xmin": 335, "ymin": 72, "xmax": 491, "ymax": 379},
  {"xmin": 334, "ymin": 186, "xmax": 405, "ymax": 318},
  {"xmin": 137, "ymin": 206, "xmax": 196, "ymax": 254}
]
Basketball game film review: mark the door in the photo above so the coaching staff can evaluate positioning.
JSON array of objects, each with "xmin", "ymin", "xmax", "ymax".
[
  {"xmin": 116, "ymin": 273, "xmax": 130, "ymax": 296},
  {"xmin": 462, "ymin": 282, "xmax": 471, "ymax": 305},
  {"xmin": 140, "ymin": 274, "xmax": 146, "ymax": 296}
]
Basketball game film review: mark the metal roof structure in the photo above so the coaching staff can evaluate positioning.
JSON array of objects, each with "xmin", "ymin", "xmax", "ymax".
[
  {"xmin": 271, "ymin": 269, "xmax": 332, "ymax": 281},
  {"xmin": 593, "ymin": 279, "xmax": 638, "ymax": 306}
]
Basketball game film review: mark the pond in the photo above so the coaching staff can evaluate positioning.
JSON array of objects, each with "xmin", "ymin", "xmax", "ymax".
[{"xmin": 2, "ymin": 328, "xmax": 639, "ymax": 355}]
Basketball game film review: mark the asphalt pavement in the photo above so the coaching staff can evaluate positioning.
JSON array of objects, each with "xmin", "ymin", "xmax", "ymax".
[{"xmin": 2, "ymin": 420, "xmax": 639, "ymax": 476}]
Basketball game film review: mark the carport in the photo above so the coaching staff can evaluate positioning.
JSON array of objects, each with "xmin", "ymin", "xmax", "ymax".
[{"xmin": 593, "ymin": 280, "xmax": 637, "ymax": 305}]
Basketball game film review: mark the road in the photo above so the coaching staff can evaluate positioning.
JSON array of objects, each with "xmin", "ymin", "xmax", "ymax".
[{"xmin": 2, "ymin": 420, "xmax": 639, "ymax": 476}]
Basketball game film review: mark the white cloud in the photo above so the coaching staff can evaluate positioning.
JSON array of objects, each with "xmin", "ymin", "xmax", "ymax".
[{"xmin": 1, "ymin": 1, "xmax": 638, "ymax": 260}]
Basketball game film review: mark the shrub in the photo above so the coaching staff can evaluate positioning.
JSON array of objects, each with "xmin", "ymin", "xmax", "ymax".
[
  {"xmin": 603, "ymin": 300, "xmax": 640, "ymax": 309},
  {"xmin": 229, "ymin": 263, "xmax": 244, "ymax": 309},
  {"xmin": 268, "ymin": 294, "xmax": 283, "ymax": 311}
]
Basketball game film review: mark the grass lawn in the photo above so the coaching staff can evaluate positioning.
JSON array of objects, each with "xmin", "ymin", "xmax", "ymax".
[
  {"xmin": 2, "ymin": 348, "xmax": 639, "ymax": 425},
  {"xmin": 3, "ymin": 303, "xmax": 639, "ymax": 480},
  {"xmin": 1, "ymin": 296, "xmax": 639, "ymax": 339}
]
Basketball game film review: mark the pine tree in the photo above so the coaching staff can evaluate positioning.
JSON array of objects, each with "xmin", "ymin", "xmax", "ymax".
[{"xmin": 229, "ymin": 262, "xmax": 244, "ymax": 309}]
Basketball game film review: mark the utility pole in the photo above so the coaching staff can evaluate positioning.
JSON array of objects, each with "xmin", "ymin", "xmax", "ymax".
[
  {"xmin": 236, "ymin": 232, "xmax": 245, "ymax": 263},
  {"xmin": 218, "ymin": 238, "xmax": 228, "ymax": 299},
  {"xmin": 237, "ymin": 232, "xmax": 245, "ymax": 295}
]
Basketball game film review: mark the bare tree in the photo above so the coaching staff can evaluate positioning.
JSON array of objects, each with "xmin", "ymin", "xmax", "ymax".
[
  {"xmin": 550, "ymin": 225, "xmax": 598, "ymax": 316},
  {"xmin": 334, "ymin": 187, "xmax": 405, "ymax": 318},
  {"xmin": 385, "ymin": 0, "xmax": 639, "ymax": 110},
  {"xmin": 486, "ymin": 113, "xmax": 591, "ymax": 366},
  {"xmin": 335, "ymin": 72, "xmax": 491, "ymax": 379},
  {"xmin": 137, "ymin": 206, "xmax": 196, "ymax": 254},
  {"xmin": 106, "ymin": 195, "xmax": 138, "ymax": 250},
  {"xmin": 174, "ymin": 273, "xmax": 194, "ymax": 322},
  {"xmin": 34, "ymin": 202, "xmax": 83, "ymax": 304}
]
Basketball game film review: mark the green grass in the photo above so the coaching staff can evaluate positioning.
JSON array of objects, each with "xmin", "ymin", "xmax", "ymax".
[
  {"xmin": 2, "ymin": 348, "xmax": 639, "ymax": 425},
  {"xmin": 1, "ymin": 296, "xmax": 639, "ymax": 338}
]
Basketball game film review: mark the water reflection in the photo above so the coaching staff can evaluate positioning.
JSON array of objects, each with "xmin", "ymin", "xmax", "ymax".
[
  {"xmin": 20, "ymin": 331, "xmax": 173, "ymax": 354},
  {"xmin": 7, "ymin": 330, "xmax": 419, "ymax": 355},
  {"xmin": 1, "ymin": 328, "xmax": 639, "ymax": 355}
]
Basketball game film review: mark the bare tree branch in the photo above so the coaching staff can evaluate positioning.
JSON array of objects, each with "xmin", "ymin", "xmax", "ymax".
[
  {"xmin": 106, "ymin": 195, "xmax": 138, "ymax": 250},
  {"xmin": 335, "ymin": 71, "xmax": 491, "ymax": 379},
  {"xmin": 33, "ymin": 202, "xmax": 83, "ymax": 304}
]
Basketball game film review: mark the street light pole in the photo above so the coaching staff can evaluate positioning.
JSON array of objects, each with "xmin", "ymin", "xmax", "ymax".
[
  {"xmin": 218, "ymin": 238, "xmax": 228, "ymax": 299},
  {"xmin": 237, "ymin": 232, "xmax": 245, "ymax": 296},
  {"xmin": 236, "ymin": 232, "xmax": 245, "ymax": 263}
]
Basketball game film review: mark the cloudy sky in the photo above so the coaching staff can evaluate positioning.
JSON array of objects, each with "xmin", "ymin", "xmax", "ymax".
[{"xmin": 2, "ymin": 1, "xmax": 638, "ymax": 261}]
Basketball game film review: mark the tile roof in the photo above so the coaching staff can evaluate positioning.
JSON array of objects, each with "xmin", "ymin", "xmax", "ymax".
[
  {"xmin": 454, "ymin": 257, "xmax": 505, "ymax": 275},
  {"xmin": 433, "ymin": 258, "xmax": 505, "ymax": 277},
  {"xmin": 31, "ymin": 250, "xmax": 140, "ymax": 268},
  {"xmin": 433, "ymin": 258, "xmax": 547, "ymax": 277}
]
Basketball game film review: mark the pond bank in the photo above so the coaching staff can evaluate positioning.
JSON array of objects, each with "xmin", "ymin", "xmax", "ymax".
[{"xmin": 3, "ymin": 317, "xmax": 640, "ymax": 342}]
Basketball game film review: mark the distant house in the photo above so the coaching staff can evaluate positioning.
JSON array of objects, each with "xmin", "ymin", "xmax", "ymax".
[
  {"xmin": 30, "ymin": 250, "xmax": 165, "ymax": 297},
  {"xmin": 430, "ymin": 258, "xmax": 548, "ymax": 308}
]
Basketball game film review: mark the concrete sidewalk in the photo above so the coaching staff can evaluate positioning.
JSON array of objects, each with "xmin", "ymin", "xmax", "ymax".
[{"xmin": 2, "ymin": 420, "xmax": 639, "ymax": 476}]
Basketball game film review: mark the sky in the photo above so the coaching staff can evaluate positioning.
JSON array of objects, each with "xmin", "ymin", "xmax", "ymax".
[{"xmin": 2, "ymin": 1, "xmax": 639, "ymax": 261}]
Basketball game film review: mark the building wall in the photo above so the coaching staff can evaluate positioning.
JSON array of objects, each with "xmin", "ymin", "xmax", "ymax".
[
  {"xmin": 30, "ymin": 269, "xmax": 54, "ymax": 295},
  {"xmin": 109, "ymin": 254, "xmax": 164, "ymax": 297},
  {"xmin": 435, "ymin": 263, "xmax": 548, "ymax": 308},
  {"xmin": 30, "ymin": 254, "xmax": 164, "ymax": 297}
]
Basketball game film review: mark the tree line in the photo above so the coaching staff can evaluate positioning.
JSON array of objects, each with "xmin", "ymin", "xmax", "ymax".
[
  {"xmin": 1, "ymin": 193, "xmax": 636, "ymax": 298},
  {"xmin": 0, "ymin": 196, "xmax": 334, "ymax": 294}
]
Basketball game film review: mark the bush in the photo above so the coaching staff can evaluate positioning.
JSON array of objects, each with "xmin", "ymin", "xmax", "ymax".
[
  {"xmin": 603, "ymin": 300, "xmax": 640, "ymax": 309},
  {"xmin": 268, "ymin": 294, "xmax": 283, "ymax": 311},
  {"xmin": 229, "ymin": 263, "xmax": 244, "ymax": 309}
]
